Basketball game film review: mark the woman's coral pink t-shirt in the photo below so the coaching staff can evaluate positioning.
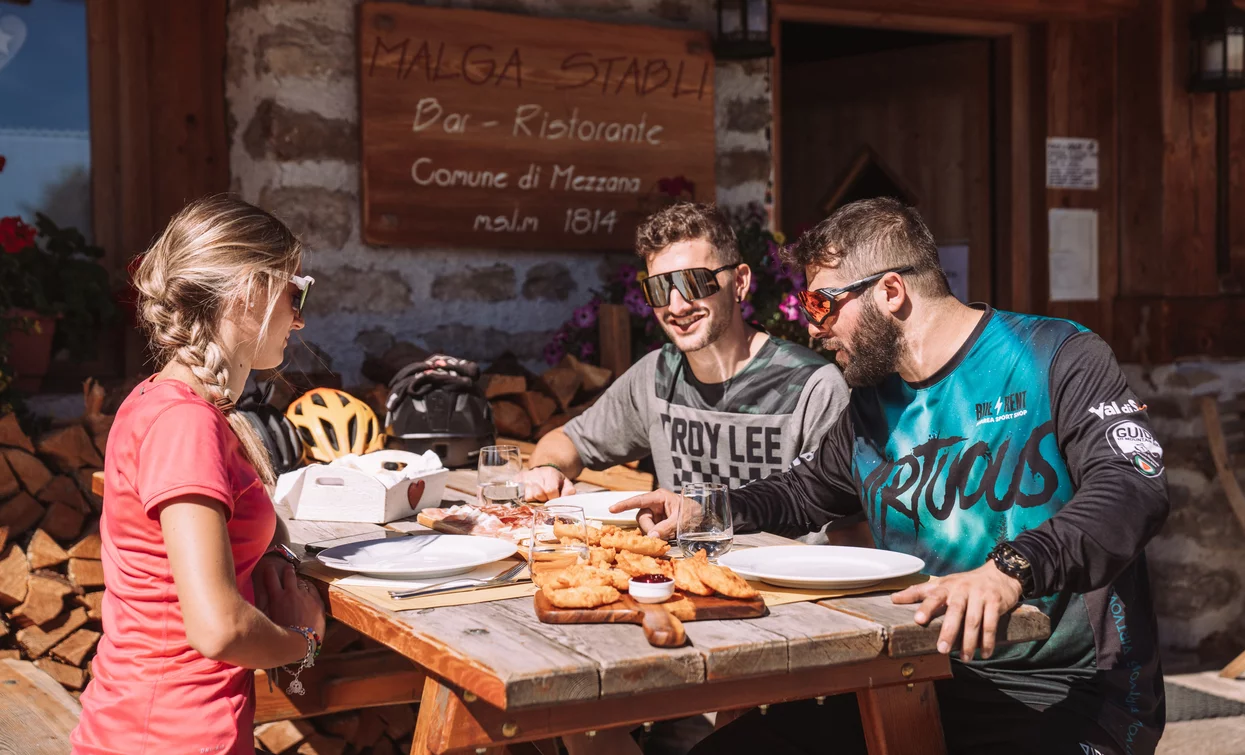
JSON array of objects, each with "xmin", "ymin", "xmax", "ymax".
[{"xmin": 72, "ymin": 378, "xmax": 276, "ymax": 755}]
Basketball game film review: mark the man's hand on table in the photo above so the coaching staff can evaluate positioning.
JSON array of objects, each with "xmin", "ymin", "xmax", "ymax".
[
  {"xmin": 520, "ymin": 465, "xmax": 576, "ymax": 502},
  {"xmin": 891, "ymin": 561, "xmax": 1023, "ymax": 660},
  {"xmin": 610, "ymin": 488, "xmax": 689, "ymax": 539}
]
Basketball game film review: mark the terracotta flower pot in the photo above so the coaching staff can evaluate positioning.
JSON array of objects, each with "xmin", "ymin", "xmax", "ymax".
[{"xmin": 5, "ymin": 309, "xmax": 58, "ymax": 392}]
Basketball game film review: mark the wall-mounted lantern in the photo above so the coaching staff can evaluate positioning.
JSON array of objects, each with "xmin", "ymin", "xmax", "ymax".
[
  {"xmin": 714, "ymin": 0, "xmax": 774, "ymax": 60},
  {"xmin": 1189, "ymin": 0, "xmax": 1245, "ymax": 276}
]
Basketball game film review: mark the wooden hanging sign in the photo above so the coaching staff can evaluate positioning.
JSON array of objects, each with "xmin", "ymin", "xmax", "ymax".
[{"xmin": 358, "ymin": 3, "xmax": 717, "ymax": 251}]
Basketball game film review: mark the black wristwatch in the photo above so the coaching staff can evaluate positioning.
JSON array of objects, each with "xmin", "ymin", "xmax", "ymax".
[{"xmin": 988, "ymin": 542, "xmax": 1035, "ymax": 599}]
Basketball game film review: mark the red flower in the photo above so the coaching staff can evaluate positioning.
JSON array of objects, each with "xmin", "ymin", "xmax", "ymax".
[{"xmin": 0, "ymin": 216, "xmax": 36, "ymax": 254}]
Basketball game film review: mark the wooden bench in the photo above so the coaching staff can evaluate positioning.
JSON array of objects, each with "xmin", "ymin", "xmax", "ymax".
[
  {"xmin": 1199, "ymin": 395, "xmax": 1245, "ymax": 678},
  {"xmin": 0, "ymin": 659, "xmax": 83, "ymax": 754}
]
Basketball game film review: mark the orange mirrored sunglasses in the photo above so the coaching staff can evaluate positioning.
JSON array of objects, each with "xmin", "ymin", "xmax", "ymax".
[{"xmin": 796, "ymin": 266, "xmax": 914, "ymax": 327}]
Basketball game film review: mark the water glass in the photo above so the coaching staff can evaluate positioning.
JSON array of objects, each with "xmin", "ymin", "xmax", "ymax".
[
  {"xmin": 676, "ymin": 482, "xmax": 734, "ymax": 560},
  {"xmin": 477, "ymin": 444, "xmax": 523, "ymax": 502},
  {"xmin": 529, "ymin": 504, "xmax": 589, "ymax": 577}
]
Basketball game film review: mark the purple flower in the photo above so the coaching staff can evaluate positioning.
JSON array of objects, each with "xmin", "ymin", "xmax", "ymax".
[
  {"xmin": 572, "ymin": 304, "xmax": 598, "ymax": 328},
  {"xmin": 740, "ymin": 301, "xmax": 755, "ymax": 320},
  {"xmin": 624, "ymin": 287, "xmax": 650, "ymax": 316},
  {"xmin": 553, "ymin": 327, "xmax": 570, "ymax": 343},
  {"xmin": 779, "ymin": 293, "xmax": 801, "ymax": 322},
  {"xmin": 543, "ymin": 341, "xmax": 566, "ymax": 365},
  {"xmin": 616, "ymin": 264, "xmax": 638, "ymax": 284},
  {"xmin": 579, "ymin": 342, "xmax": 595, "ymax": 359},
  {"xmin": 748, "ymin": 277, "xmax": 758, "ymax": 295}
]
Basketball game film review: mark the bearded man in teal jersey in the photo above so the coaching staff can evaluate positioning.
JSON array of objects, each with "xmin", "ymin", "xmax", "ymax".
[{"xmin": 617, "ymin": 198, "xmax": 1169, "ymax": 755}]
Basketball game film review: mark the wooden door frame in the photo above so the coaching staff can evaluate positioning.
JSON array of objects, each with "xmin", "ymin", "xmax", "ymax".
[{"xmin": 770, "ymin": 5, "xmax": 1038, "ymax": 312}]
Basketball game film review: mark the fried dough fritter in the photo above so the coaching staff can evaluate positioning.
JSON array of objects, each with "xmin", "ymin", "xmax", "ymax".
[
  {"xmin": 688, "ymin": 556, "xmax": 759, "ymax": 599},
  {"xmin": 554, "ymin": 522, "xmax": 606, "ymax": 546},
  {"xmin": 544, "ymin": 585, "xmax": 620, "ymax": 609},
  {"xmin": 672, "ymin": 556, "xmax": 714, "ymax": 596},
  {"xmin": 660, "ymin": 594, "xmax": 697, "ymax": 621},
  {"xmin": 587, "ymin": 546, "xmax": 617, "ymax": 567},
  {"xmin": 550, "ymin": 564, "xmax": 630, "ymax": 592},
  {"xmin": 614, "ymin": 550, "xmax": 674, "ymax": 579},
  {"xmin": 600, "ymin": 529, "xmax": 670, "ymax": 557}
]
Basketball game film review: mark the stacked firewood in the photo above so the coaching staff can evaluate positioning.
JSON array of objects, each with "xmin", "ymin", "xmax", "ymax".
[
  {"xmin": 0, "ymin": 380, "xmax": 111, "ymax": 695},
  {"xmin": 483, "ymin": 353, "xmax": 614, "ymax": 441},
  {"xmin": 0, "ymin": 381, "xmax": 417, "ymax": 754}
]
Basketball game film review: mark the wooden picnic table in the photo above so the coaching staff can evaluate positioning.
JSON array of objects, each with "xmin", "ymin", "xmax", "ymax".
[{"xmin": 278, "ymin": 470, "xmax": 1052, "ymax": 755}]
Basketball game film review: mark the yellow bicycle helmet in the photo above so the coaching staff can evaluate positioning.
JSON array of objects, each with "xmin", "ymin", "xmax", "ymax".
[{"xmin": 286, "ymin": 388, "xmax": 384, "ymax": 464}]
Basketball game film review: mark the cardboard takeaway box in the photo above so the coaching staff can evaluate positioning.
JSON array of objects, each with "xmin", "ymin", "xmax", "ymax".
[{"xmin": 279, "ymin": 449, "xmax": 448, "ymax": 524}]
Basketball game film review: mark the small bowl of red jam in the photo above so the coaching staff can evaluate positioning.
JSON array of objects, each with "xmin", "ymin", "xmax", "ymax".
[{"xmin": 630, "ymin": 573, "xmax": 675, "ymax": 603}]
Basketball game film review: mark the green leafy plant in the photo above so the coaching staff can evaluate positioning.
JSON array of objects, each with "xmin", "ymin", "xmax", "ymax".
[
  {"xmin": 544, "ymin": 201, "xmax": 823, "ymax": 367},
  {"xmin": 0, "ymin": 214, "xmax": 118, "ymax": 409}
]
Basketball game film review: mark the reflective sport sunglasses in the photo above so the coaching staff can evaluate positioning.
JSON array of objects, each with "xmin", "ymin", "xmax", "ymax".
[
  {"xmin": 276, "ymin": 272, "xmax": 315, "ymax": 313},
  {"xmin": 639, "ymin": 264, "xmax": 741, "ymax": 308},
  {"xmin": 797, "ymin": 266, "xmax": 914, "ymax": 327}
]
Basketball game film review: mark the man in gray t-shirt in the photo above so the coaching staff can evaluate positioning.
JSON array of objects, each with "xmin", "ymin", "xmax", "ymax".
[{"xmin": 521, "ymin": 202, "xmax": 848, "ymax": 503}]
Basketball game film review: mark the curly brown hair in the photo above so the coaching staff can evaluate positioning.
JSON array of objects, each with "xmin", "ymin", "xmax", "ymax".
[
  {"xmin": 782, "ymin": 198, "xmax": 950, "ymax": 298},
  {"xmin": 634, "ymin": 202, "xmax": 741, "ymax": 265}
]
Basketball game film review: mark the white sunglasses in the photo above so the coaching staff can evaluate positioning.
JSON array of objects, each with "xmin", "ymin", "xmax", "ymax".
[{"xmin": 275, "ymin": 272, "xmax": 315, "ymax": 312}]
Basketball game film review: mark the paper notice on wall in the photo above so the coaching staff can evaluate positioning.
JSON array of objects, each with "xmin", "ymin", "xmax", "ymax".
[
  {"xmin": 937, "ymin": 244, "xmax": 969, "ymax": 303},
  {"xmin": 1048, "ymin": 208, "xmax": 1098, "ymax": 301},
  {"xmin": 1046, "ymin": 138, "xmax": 1099, "ymax": 190}
]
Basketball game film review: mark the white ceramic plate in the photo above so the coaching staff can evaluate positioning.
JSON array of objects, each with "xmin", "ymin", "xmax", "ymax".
[
  {"xmin": 563, "ymin": 490, "xmax": 644, "ymax": 526},
  {"xmin": 315, "ymin": 534, "xmax": 517, "ymax": 579},
  {"xmin": 717, "ymin": 545, "xmax": 925, "ymax": 589}
]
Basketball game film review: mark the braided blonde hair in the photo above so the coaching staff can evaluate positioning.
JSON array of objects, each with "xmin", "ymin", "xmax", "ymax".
[{"xmin": 134, "ymin": 195, "xmax": 303, "ymax": 485}]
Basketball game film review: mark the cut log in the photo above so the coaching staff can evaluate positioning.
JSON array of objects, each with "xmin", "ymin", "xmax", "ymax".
[
  {"xmin": 16, "ymin": 607, "xmax": 88, "ymax": 658},
  {"xmin": 1, "ymin": 450, "xmax": 52, "ymax": 497},
  {"xmin": 0, "ymin": 525, "xmax": 8, "ymax": 551},
  {"xmin": 518, "ymin": 391, "xmax": 557, "ymax": 427},
  {"xmin": 353, "ymin": 708, "xmax": 388, "ymax": 749},
  {"xmin": 538, "ymin": 366, "xmax": 583, "ymax": 412},
  {"xmin": 27, "ymin": 531, "xmax": 69, "ymax": 571},
  {"xmin": 534, "ymin": 399, "xmax": 597, "ymax": 441},
  {"xmin": 34, "ymin": 658, "xmax": 86, "ymax": 690},
  {"xmin": 91, "ymin": 431, "xmax": 110, "ymax": 460},
  {"xmin": 36, "ymin": 426, "xmax": 103, "ymax": 473},
  {"xmin": 0, "ymin": 493, "xmax": 45, "ymax": 538},
  {"xmin": 560, "ymin": 354, "xmax": 612, "ymax": 394},
  {"xmin": 0, "ymin": 543, "xmax": 30, "ymax": 607},
  {"xmin": 36, "ymin": 477, "xmax": 90, "ymax": 515},
  {"xmin": 38, "ymin": 502, "xmax": 84, "ymax": 541},
  {"xmin": 369, "ymin": 738, "xmax": 398, "ymax": 755},
  {"xmin": 75, "ymin": 591, "xmax": 103, "ymax": 621},
  {"xmin": 490, "ymin": 400, "xmax": 532, "ymax": 440},
  {"xmin": 67, "ymin": 559, "xmax": 105, "ymax": 589},
  {"xmin": 480, "ymin": 373, "xmax": 527, "ymax": 399},
  {"xmin": 0, "ymin": 650, "xmax": 19, "ymax": 661},
  {"xmin": 10, "ymin": 574, "xmax": 75, "ymax": 628},
  {"xmin": 0, "ymin": 455, "xmax": 17, "ymax": 499},
  {"xmin": 82, "ymin": 379, "xmax": 115, "ymax": 442},
  {"xmin": 376, "ymin": 703, "xmax": 417, "ymax": 739},
  {"xmin": 0, "ymin": 413, "xmax": 35, "ymax": 453},
  {"xmin": 49, "ymin": 628, "xmax": 101, "ymax": 667},
  {"xmin": 317, "ymin": 711, "xmax": 361, "ymax": 741},
  {"xmin": 75, "ymin": 468, "xmax": 103, "ymax": 512},
  {"xmin": 255, "ymin": 719, "xmax": 316, "ymax": 754},
  {"xmin": 0, "ymin": 613, "xmax": 8, "ymax": 638},
  {"xmin": 296, "ymin": 734, "xmax": 347, "ymax": 755},
  {"xmin": 67, "ymin": 532, "xmax": 101, "ymax": 561}
]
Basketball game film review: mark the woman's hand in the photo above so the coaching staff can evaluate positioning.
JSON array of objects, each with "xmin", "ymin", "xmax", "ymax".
[{"xmin": 260, "ymin": 560, "xmax": 326, "ymax": 639}]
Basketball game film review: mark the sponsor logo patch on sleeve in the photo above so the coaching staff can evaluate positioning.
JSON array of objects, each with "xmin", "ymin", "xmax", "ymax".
[
  {"xmin": 1088, "ymin": 398, "xmax": 1147, "ymax": 420},
  {"xmin": 1106, "ymin": 419, "xmax": 1164, "ymax": 477}
]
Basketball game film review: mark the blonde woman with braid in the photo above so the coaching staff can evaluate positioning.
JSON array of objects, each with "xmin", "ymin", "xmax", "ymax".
[{"xmin": 72, "ymin": 196, "xmax": 326, "ymax": 755}]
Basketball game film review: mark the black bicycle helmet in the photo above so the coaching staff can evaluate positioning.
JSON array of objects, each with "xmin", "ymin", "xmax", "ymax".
[
  {"xmin": 236, "ymin": 383, "xmax": 304, "ymax": 475},
  {"xmin": 384, "ymin": 354, "xmax": 495, "ymax": 468}
]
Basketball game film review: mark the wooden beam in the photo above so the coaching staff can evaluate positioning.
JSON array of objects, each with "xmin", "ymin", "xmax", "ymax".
[
  {"xmin": 0, "ymin": 660, "xmax": 82, "ymax": 755},
  {"xmin": 411, "ymin": 654, "xmax": 952, "ymax": 754},
  {"xmin": 773, "ymin": 4, "xmax": 1023, "ymax": 36},
  {"xmin": 1112, "ymin": 296, "xmax": 1245, "ymax": 362},
  {"xmin": 773, "ymin": 0, "xmax": 1137, "ymax": 23},
  {"xmin": 253, "ymin": 649, "xmax": 426, "ymax": 724},
  {"xmin": 858, "ymin": 682, "xmax": 947, "ymax": 755}
]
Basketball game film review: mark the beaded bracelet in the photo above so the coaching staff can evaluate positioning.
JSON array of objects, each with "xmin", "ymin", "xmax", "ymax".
[{"xmin": 278, "ymin": 625, "xmax": 320, "ymax": 696}]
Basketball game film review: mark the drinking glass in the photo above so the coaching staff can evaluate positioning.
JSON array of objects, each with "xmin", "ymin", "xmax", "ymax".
[
  {"xmin": 676, "ymin": 482, "xmax": 734, "ymax": 560},
  {"xmin": 477, "ymin": 444, "xmax": 523, "ymax": 504},
  {"xmin": 528, "ymin": 504, "xmax": 589, "ymax": 578}
]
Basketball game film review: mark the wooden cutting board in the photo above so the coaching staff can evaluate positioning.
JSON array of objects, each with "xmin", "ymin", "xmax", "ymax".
[
  {"xmin": 415, "ymin": 511, "xmax": 475, "ymax": 535},
  {"xmin": 534, "ymin": 590, "xmax": 767, "ymax": 647}
]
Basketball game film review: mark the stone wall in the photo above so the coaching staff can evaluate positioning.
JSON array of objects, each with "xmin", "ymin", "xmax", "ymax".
[
  {"xmin": 226, "ymin": 0, "xmax": 771, "ymax": 385},
  {"xmin": 1125, "ymin": 360, "xmax": 1245, "ymax": 667}
]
